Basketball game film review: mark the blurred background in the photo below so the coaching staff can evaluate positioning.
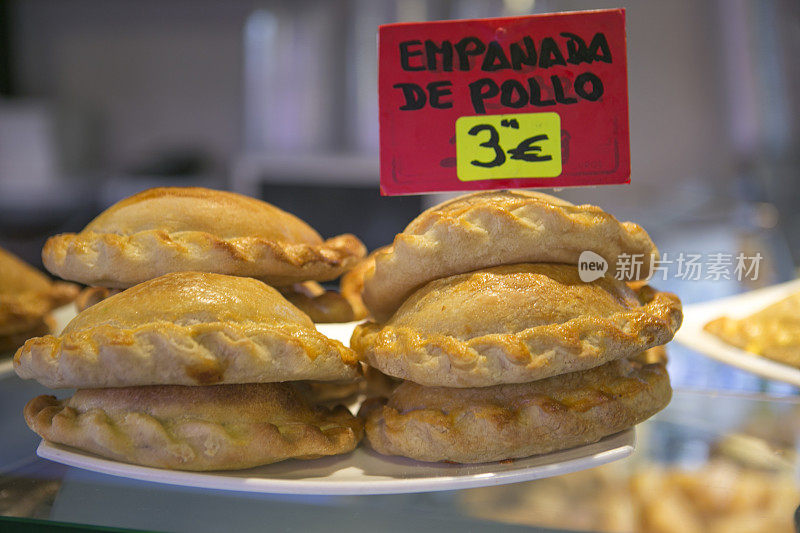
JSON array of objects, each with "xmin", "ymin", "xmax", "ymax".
[{"xmin": 0, "ymin": 0, "xmax": 799, "ymax": 391}]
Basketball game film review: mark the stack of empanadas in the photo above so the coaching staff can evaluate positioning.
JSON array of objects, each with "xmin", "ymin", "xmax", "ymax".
[
  {"xmin": 50, "ymin": 187, "xmax": 366, "ymax": 323},
  {"xmin": 57, "ymin": 186, "xmax": 366, "ymax": 402},
  {"xmin": 14, "ymin": 186, "xmax": 369, "ymax": 470},
  {"xmin": 352, "ymin": 191, "xmax": 683, "ymax": 463},
  {"xmin": 0, "ymin": 247, "xmax": 78, "ymax": 352},
  {"xmin": 16, "ymin": 272, "xmax": 363, "ymax": 470}
]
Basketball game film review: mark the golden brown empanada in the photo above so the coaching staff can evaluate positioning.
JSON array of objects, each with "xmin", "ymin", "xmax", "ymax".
[
  {"xmin": 361, "ymin": 357, "xmax": 670, "ymax": 464},
  {"xmin": 352, "ymin": 264, "xmax": 682, "ymax": 387},
  {"xmin": 79, "ymin": 281, "xmax": 359, "ymax": 324},
  {"xmin": 25, "ymin": 383, "xmax": 363, "ymax": 471},
  {"xmin": 15, "ymin": 272, "xmax": 359, "ymax": 388},
  {"xmin": 704, "ymin": 292, "xmax": 800, "ymax": 367},
  {"xmin": 42, "ymin": 187, "xmax": 366, "ymax": 288},
  {"xmin": 0, "ymin": 247, "xmax": 78, "ymax": 348},
  {"xmin": 362, "ymin": 190, "xmax": 659, "ymax": 321}
]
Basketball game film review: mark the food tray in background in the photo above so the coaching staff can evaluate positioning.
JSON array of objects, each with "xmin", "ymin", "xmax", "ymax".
[{"xmin": 675, "ymin": 279, "xmax": 800, "ymax": 387}]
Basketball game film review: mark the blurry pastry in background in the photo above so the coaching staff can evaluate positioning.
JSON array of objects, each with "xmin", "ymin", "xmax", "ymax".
[
  {"xmin": 292, "ymin": 379, "xmax": 362, "ymax": 406},
  {"xmin": 362, "ymin": 365, "xmax": 400, "ymax": 398},
  {"xmin": 42, "ymin": 187, "xmax": 366, "ymax": 288},
  {"xmin": 637, "ymin": 345, "xmax": 668, "ymax": 365},
  {"xmin": 0, "ymin": 317, "xmax": 54, "ymax": 354},
  {"xmin": 361, "ymin": 190, "xmax": 659, "ymax": 321},
  {"xmin": 0, "ymin": 247, "xmax": 78, "ymax": 352},
  {"xmin": 704, "ymin": 292, "xmax": 800, "ymax": 367},
  {"xmin": 340, "ymin": 247, "xmax": 386, "ymax": 321},
  {"xmin": 74, "ymin": 286, "xmax": 120, "ymax": 313},
  {"xmin": 279, "ymin": 281, "xmax": 356, "ymax": 323},
  {"xmin": 461, "ymin": 459, "xmax": 799, "ymax": 533}
]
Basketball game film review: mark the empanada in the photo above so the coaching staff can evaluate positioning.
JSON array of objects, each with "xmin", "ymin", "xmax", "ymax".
[
  {"xmin": 43, "ymin": 187, "xmax": 366, "ymax": 288},
  {"xmin": 15, "ymin": 272, "xmax": 359, "ymax": 388},
  {"xmin": 361, "ymin": 357, "xmax": 670, "ymax": 463},
  {"xmin": 362, "ymin": 190, "xmax": 659, "ymax": 321},
  {"xmin": 78, "ymin": 281, "xmax": 358, "ymax": 324},
  {"xmin": 352, "ymin": 264, "xmax": 681, "ymax": 387},
  {"xmin": 704, "ymin": 292, "xmax": 800, "ymax": 367},
  {"xmin": 25, "ymin": 383, "xmax": 363, "ymax": 471},
  {"xmin": 0, "ymin": 247, "xmax": 77, "ymax": 344}
]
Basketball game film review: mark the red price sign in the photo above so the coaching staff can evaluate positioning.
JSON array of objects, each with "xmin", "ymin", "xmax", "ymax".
[{"xmin": 378, "ymin": 9, "xmax": 630, "ymax": 195}]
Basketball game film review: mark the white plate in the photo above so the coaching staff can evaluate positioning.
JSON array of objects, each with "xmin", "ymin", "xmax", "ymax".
[
  {"xmin": 674, "ymin": 279, "xmax": 800, "ymax": 387},
  {"xmin": 316, "ymin": 321, "xmax": 361, "ymax": 345},
  {"xmin": 37, "ymin": 429, "xmax": 634, "ymax": 495}
]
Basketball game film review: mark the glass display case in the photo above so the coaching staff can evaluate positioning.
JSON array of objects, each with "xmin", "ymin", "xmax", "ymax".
[{"xmin": 1, "ymin": 373, "xmax": 798, "ymax": 532}]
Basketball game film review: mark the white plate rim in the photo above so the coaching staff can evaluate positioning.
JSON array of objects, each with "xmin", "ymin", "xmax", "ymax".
[
  {"xmin": 37, "ymin": 428, "xmax": 635, "ymax": 495},
  {"xmin": 674, "ymin": 279, "xmax": 800, "ymax": 387}
]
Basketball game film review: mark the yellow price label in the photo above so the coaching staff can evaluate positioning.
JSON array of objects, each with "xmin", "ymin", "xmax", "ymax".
[{"xmin": 455, "ymin": 112, "xmax": 562, "ymax": 181}]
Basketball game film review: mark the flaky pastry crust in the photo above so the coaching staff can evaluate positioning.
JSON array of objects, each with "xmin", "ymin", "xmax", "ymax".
[
  {"xmin": 362, "ymin": 190, "xmax": 659, "ymax": 321},
  {"xmin": 15, "ymin": 272, "xmax": 359, "ymax": 388},
  {"xmin": 352, "ymin": 264, "xmax": 682, "ymax": 387},
  {"xmin": 704, "ymin": 292, "xmax": 800, "ymax": 367},
  {"xmin": 42, "ymin": 187, "xmax": 366, "ymax": 288},
  {"xmin": 0, "ymin": 247, "xmax": 78, "ymax": 337},
  {"xmin": 25, "ymin": 383, "xmax": 363, "ymax": 471},
  {"xmin": 361, "ymin": 357, "xmax": 670, "ymax": 463}
]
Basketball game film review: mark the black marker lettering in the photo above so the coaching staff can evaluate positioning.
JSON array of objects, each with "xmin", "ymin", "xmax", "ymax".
[
  {"xmin": 399, "ymin": 40, "xmax": 425, "ymax": 71},
  {"xmin": 455, "ymin": 37, "xmax": 486, "ymax": 71},
  {"xmin": 424, "ymin": 40, "xmax": 453, "ymax": 71},
  {"xmin": 509, "ymin": 36, "xmax": 537, "ymax": 70},
  {"xmin": 588, "ymin": 33, "xmax": 612, "ymax": 63},
  {"xmin": 393, "ymin": 83, "xmax": 426, "ymax": 110},
  {"xmin": 468, "ymin": 78, "xmax": 499, "ymax": 114},
  {"xmin": 427, "ymin": 81, "xmax": 453, "ymax": 108},
  {"xmin": 538, "ymin": 37, "xmax": 567, "ymax": 68},
  {"xmin": 552, "ymin": 76, "xmax": 578, "ymax": 104},
  {"xmin": 482, "ymin": 41, "xmax": 512, "ymax": 71},
  {"xmin": 575, "ymin": 72, "xmax": 604, "ymax": 101},
  {"xmin": 500, "ymin": 80, "xmax": 528, "ymax": 108},
  {"xmin": 528, "ymin": 77, "xmax": 556, "ymax": 106}
]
